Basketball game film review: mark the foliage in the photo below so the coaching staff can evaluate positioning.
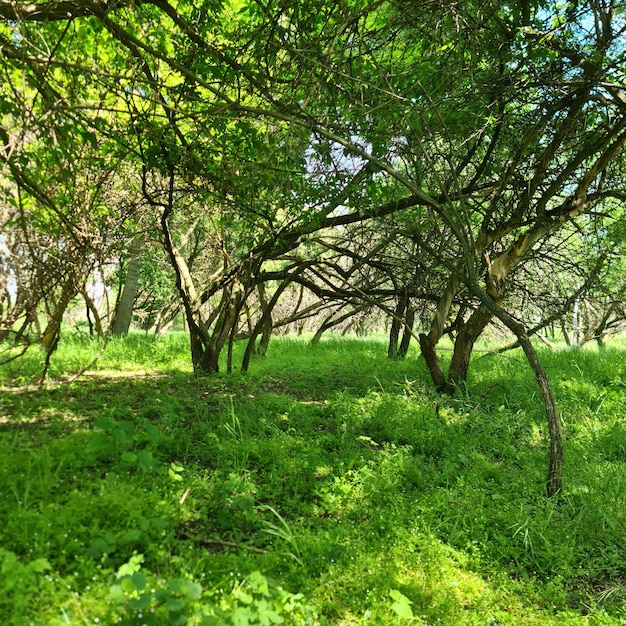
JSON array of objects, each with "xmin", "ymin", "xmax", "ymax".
[
  {"xmin": 108, "ymin": 555, "xmax": 315, "ymax": 625},
  {"xmin": 1, "ymin": 0, "xmax": 624, "ymax": 388}
]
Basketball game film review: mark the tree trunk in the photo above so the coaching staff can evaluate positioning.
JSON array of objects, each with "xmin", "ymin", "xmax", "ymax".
[
  {"xmin": 110, "ymin": 237, "xmax": 143, "ymax": 336},
  {"xmin": 41, "ymin": 283, "xmax": 75, "ymax": 354},
  {"xmin": 419, "ymin": 333, "xmax": 450, "ymax": 393},
  {"xmin": 462, "ymin": 281, "xmax": 564, "ymax": 497},
  {"xmin": 388, "ymin": 292, "xmax": 408, "ymax": 359},
  {"xmin": 560, "ymin": 319, "xmax": 571, "ymax": 346},
  {"xmin": 398, "ymin": 306, "xmax": 415, "ymax": 358},
  {"xmin": 572, "ymin": 297, "xmax": 580, "ymax": 346},
  {"xmin": 197, "ymin": 279, "xmax": 246, "ymax": 373},
  {"xmin": 519, "ymin": 337, "xmax": 563, "ymax": 497},
  {"xmin": 447, "ymin": 304, "xmax": 493, "ymax": 385},
  {"xmin": 419, "ymin": 273, "xmax": 459, "ymax": 393},
  {"xmin": 242, "ymin": 284, "xmax": 277, "ymax": 372},
  {"xmin": 310, "ymin": 306, "xmax": 352, "ymax": 344},
  {"xmin": 256, "ymin": 283, "xmax": 272, "ymax": 357},
  {"xmin": 39, "ymin": 280, "xmax": 77, "ymax": 383},
  {"xmin": 82, "ymin": 288, "xmax": 103, "ymax": 337}
]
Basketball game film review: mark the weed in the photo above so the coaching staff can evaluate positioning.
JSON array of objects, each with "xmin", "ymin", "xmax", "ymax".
[{"xmin": 257, "ymin": 504, "xmax": 304, "ymax": 567}]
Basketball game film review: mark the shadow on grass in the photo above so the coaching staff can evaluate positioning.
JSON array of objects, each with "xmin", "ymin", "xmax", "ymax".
[{"xmin": 0, "ymin": 337, "xmax": 625, "ymax": 623}]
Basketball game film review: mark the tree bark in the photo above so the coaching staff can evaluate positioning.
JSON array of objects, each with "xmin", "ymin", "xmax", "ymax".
[
  {"xmin": 388, "ymin": 292, "xmax": 408, "ymax": 359},
  {"xmin": 41, "ymin": 282, "xmax": 75, "ymax": 354},
  {"xmin": 463, "ymin": 282, "xmax": 564, "ymax": 497},
  {"xmin": 419, "ymin": 273, "xmax": 458, "ymax": 393},
  {"xmin": 82, "ymin": 287, "xmax": 103, "ymax": 337},
  {"xmin": 310, "ymin": 306, "xmax": 353, "ymax": 344},
  {"xmin": 447, "ymin": 304, "xmax": 493, "ymax": 385},
  {"xmin": 241, "ymin": 281, "xmax": 286, "ymax": 372},
  {"xmin": 256, "ymin": 283, "xmax": 272, "ymax": 357},
  {"xmin": 419, "ymin": 333, "xmax": 450, "ymax": 393},
  {"xmin": 398, "ymin": 306, "xmax": 415, "ymax": 358},
  {"xmin": 517, "ymin": 335, "xmax": 563, "ymax": 497},
  {"xmin": 196, "ymin": 278, "xmax": 246, "ymax": 373},
  {"xmin": 110, "ymin": 237, "xmax": 143, "ymax": 336}
]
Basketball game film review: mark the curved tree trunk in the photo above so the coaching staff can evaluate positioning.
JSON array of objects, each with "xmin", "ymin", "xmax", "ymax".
[
  {"xmin": 39, "ymin": 279, "xmax": 77, "ymax": 383},
  {"xmin": 490, "ymin": 307, "xmax": 563, "ymax": 497},
  {"xmin": 198, "ymin": 279, "xmax": 246, "ymax": 373},
  {"xmin": 41, "ymin": 281, "xmax": 75, "ymax": 354},
  {"xmin": 310, "ymin": 306, "xmax": 350, "ymax": 344},
  {"xmin": 457, "ymin": 278, "xmax": 564, "ymax": 497},
  {"xmin": 419, "ymin": 273, "xmax": 459, "ymax": 393}
]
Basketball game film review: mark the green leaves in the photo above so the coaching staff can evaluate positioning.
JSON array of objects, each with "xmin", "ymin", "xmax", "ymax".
[
  {"xmin": 389, "ymin": 588, "xmax": 414, "ymax": 619},
  {"xmin": 108, "ymin": 558, "xmax": 314, "ymax": 626}
]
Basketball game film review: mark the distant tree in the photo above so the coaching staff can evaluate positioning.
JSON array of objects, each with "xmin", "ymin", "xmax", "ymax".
[{"xmin": 110, "ymin": 236, "xmax": 144, "ymax": 337}]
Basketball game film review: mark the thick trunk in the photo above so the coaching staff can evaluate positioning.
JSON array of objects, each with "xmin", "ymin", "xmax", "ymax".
[
  {"xmin": 419, "ymin": 333, "xmax": 450, "ymax": 393},
  {"xmin": 197, "ymin": 280, "xmax": 245, "ymax": 373},
  {"xmin": 447, "ymin": 304, "xmax": 493, "ymax": 385},
  {"xmin": 110, "ymin": 237, "xmax": 143, "ymax": 336}
]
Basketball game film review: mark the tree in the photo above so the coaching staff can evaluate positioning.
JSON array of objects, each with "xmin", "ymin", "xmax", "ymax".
[
  {"xmin": 1, "ymin": 2, "xmax": 624, "ymax": 367},
  {"xmin": 110, "ymin": 236, "xmax": 144, "ymax": 336}
]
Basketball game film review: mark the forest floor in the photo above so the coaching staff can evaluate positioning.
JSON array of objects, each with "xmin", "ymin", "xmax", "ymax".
[{"xmin": 1, "ymin": 332, "xmax": 625, "ymax": 625}]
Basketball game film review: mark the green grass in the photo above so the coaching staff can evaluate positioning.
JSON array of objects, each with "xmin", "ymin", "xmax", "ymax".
[{"xmin": 0, "ymin": 332, "xmax": 625, "ymax": 624}]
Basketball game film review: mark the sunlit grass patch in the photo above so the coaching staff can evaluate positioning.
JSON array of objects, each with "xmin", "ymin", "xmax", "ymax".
[{"xmin": 1, "ymin": 332, "xmax": 625, "ymax": 623}]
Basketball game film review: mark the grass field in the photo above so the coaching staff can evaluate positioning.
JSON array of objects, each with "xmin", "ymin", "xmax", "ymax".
[{"xmin": 1, "ymin": 332, "xmax": 625, "ymax": 624}]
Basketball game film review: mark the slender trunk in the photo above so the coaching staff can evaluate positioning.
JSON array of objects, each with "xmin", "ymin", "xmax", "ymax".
[
  {"xmin": 515, "ymin": 329, "xmax": 563, "ymax": 497},
  {"xmin": 560, "ymin": 319, "xmax": 571, "ymax": 346},
  {"xmin": 149, "ymin": 297, "xmax": 179, "ymax": 337},
  {"xmin": 82, "ymin": 288, "xmax": 103, "ymax": 337},
  {"xmin": 110, "ymin": 237, "xmax": 144, "ymax": 336},
  {"xmin": 419, "ymin": 273, "xmax": 459, "ymax": 393},
  {"xmin": 41, "ymin": 284, "xmax": 75, "ymax": 354},
  {"xmin": 199, "ymin": 279, "xmax": 246, "ymax": 373},
  {"xmin": 227, "ymin": 319, "xmax": 237, "ymax": 374},
  {"xmin": 310, "ymin": 306, "xmax": 352, "ymax": 344},
  {"xmin": 256, "ymin": 283, "xmax": 272, "ymax": 357},
  {"xmin": 161, "ymin": 208, "xmax": 213, "ymax": 371},
  {"xmin": 388, "ymin": 293, "xmax": 408, "ymax": 359},
  {"xmin": 572, "ymin": 298, "xmax": 580, "ymax": 347},
  {"xmin": 398, "ymin": 306, "xmax": 415, "ymax": 358},
  {"xmin": 241, "ymin": 280, "xmax": 289, "ymax": 372},
  {"xmin": 39, "ymin": 281, "xmax": 76, "ymax": 383},
  {"xmin": 464, "ymin": 283, "xmax": 564, "ymax": 497}
]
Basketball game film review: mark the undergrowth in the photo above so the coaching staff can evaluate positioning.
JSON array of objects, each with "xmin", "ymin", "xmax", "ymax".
[{"xmin": 0, "ymin": 332, "xmax": 625, "ymax": 624}]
